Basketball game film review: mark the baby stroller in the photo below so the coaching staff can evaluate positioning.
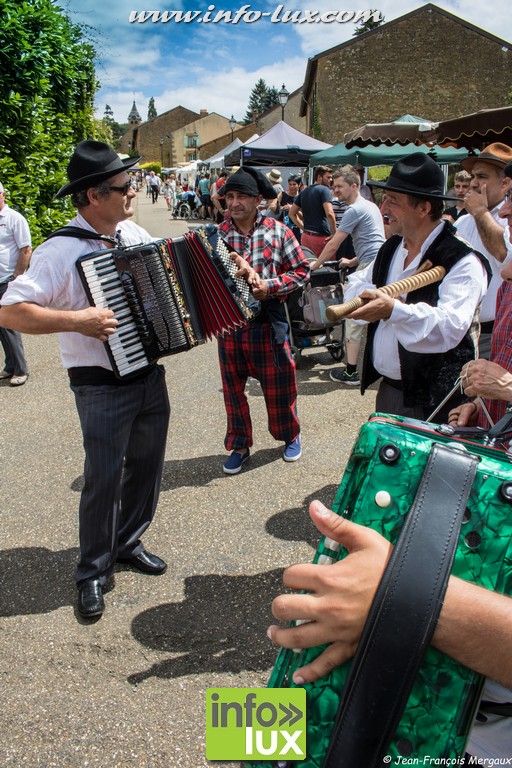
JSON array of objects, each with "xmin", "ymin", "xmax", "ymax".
[
  {"xmin": 173, "ymin": 191, "xmax": 201, "ymax": 220},
  {"xmin": 285, "ymin": 248, "xmax": 346, "ymax": 366}
]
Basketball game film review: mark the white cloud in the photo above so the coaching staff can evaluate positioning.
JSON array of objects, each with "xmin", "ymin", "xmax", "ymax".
[
  {"xmin": 65, "ymin": 0, "xmax": 512, "ymax": 124},
  {"xmin": 98, "ymin": 55, "xmax": 307, "ymax": 122}
]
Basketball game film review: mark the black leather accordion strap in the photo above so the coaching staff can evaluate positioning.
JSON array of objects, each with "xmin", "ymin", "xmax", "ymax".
[
  {"xmin": 45, "ymin": 226, "xmax": 117, "ymax": 245},
  {"xmin": 324, "ymin": 443, "xmax": 479, "ymax": 768}
]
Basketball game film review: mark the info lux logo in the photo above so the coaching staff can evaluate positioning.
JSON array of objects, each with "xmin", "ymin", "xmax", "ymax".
[{"xmin": 206, "ymin": 688, "xmax": 306, "ymax": 760}]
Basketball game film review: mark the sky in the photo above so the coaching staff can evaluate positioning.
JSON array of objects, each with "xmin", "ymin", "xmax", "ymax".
[{"xmin": 58, "ymin": 0, "xmax": 512, "ymax": 126}]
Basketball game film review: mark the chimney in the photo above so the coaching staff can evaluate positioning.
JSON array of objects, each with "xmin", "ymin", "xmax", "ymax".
[{"xmin": 200, "ymin": 109, "xmax": 208, "ymax": 117}]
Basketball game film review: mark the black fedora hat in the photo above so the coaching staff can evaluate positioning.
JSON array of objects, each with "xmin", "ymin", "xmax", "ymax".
[
  {"xmin": 55, "ymin": 140, "xmax": 141, "ymax": 198},
  {"xmin": 367, "ymin": 153, "xmax": 457, "ymax": 200}
]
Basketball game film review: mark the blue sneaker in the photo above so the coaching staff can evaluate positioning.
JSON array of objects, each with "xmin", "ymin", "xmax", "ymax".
[
  {"xmin": 223, "ymin": 450, "xmax": 250, "ymax": 475},
  {"xmin": 283, "ymin": 435, "xmax": 302, "ymax": 462}
]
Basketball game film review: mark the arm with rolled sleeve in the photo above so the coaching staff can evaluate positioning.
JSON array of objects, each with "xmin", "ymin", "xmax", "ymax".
[{"xmin": 385, "ymin": 255, "xmax": 487, "ymax": 353}]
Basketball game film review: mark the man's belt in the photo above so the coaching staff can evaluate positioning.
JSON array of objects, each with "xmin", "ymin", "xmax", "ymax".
[{"xmin": 303, "ymin": 230, "xmax": 327, "ymax": 237}]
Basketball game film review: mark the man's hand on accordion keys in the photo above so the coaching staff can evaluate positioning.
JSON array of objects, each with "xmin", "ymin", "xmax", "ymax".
[
  {"xmin": 73, "ymin": 307, "xmax": 118, "ymax": 341},
  {"xmin": 229, "ymin": 250, "xmax": 260, "ymax": 289},
  {"xmin": 267, "ymin": 500, "xmax": 392, "ymax": 684}
]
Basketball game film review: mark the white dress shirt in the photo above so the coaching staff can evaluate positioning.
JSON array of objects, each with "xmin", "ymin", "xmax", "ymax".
[
  {"xmin": 1, "ymin": 213, "xmax": 152, "ymax": 370},
  {"xmin": 455, "ymin": 204, "xmax": 507, "ymax": 323},
  {"xmin": 343, "ymin": 222, "xmax": 488, "ymax": 381}
]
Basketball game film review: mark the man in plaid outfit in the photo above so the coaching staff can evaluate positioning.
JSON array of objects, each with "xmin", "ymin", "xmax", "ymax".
[{"xmin": 217, "ymin": 167, "xmax": 310, "ymax": 474}]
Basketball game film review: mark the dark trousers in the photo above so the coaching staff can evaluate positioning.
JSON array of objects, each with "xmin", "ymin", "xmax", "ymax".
[
  {"xmin": 70, "ymin": 365, "xmax": 170, "ymax": 587},
  {"xmin": 0, "ymin": 280, "xmax": 28, "ymax": 376},
  {"xmin": 376, "ymin": 379, "xmax": 462, "ymax": 424}
]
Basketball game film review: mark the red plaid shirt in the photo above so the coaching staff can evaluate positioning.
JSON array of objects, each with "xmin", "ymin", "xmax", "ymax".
[
  {"xmin": 479, "ymin": 280, "xmax": 512, "ymax": 427},
  {"xmin": 219, "ymin": 213, "xmax": 310, "ymax": 299}
]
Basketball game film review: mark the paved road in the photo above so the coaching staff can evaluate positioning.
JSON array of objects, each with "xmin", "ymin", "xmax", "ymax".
[{"xmin": 0, "ymin": 192, "xmax": 376, "ymax": 767}]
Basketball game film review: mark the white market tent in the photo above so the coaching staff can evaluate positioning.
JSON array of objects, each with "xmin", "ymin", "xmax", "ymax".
[
  {"xmin": 203, "ymin": 135, "xmax": 259, "ymax": 169},
  {"xmin": 226, "ymin": 121, "xmax": 332, "ymax": 167}
]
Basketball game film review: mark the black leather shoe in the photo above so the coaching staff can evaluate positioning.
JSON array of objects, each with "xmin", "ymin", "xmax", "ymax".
[
  {"xmin": 117, "ymin": 550, "xmax": 167, "ymax": 575},
  {"xmin": 77, "ymin": 579, "xmax": 105, "ymax": 618}
]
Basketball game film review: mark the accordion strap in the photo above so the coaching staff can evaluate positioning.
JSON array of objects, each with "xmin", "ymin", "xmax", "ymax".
[
  {"xmin": 46, "ymin": 226, "xmax": 118, "ymax": 246},
  {"xmin": 324, "ymin": 444, "xmax": 479, "ymax": 768}
]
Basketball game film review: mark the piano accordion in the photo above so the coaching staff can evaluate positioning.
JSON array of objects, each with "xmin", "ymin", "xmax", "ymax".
[
  {"xmin": 246, "ymin": 413, "xmax": 512, "ymax": 767},
  {"xmin": 76, "ymin": 226, "xmax": 259, "ymax": 378}
]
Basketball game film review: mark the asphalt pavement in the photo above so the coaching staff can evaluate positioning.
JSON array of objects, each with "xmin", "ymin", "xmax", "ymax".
[{"xmin": 0, "ymin": 191, "xmax": 377, "ymax": 767}]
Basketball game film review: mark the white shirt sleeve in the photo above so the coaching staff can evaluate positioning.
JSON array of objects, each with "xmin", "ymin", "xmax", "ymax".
[{"xmin": 386, "ymin": 255, "xmax": 487, "ymax": 353}]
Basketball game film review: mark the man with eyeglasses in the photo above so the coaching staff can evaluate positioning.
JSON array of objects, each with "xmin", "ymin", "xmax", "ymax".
[
  {"xmin": 455, "ymin": 143, "xmax": 512, "ymax": 358},
  {"xmin": 0, "ymin": 140, "xmax": 170, "ymax": 620}
]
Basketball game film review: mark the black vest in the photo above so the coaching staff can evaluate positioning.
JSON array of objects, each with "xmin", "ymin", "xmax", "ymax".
[{"xmin": 361, "ymin": 221, "xmax": 491, "ymax": 410}]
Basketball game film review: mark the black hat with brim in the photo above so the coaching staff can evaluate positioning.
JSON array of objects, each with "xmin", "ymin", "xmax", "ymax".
[
  {"xmin": 367, "ymin": 153, "xmax": 458, "ymax": 201},
  {"xmin": 55, "ymin": 140, "xmax": 141, "ymax": 198}
]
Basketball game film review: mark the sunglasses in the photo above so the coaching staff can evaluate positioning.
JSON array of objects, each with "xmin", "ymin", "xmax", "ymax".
[{"xmin": 109, "ymin": 181, "xmax": 132, "ymax": 195}]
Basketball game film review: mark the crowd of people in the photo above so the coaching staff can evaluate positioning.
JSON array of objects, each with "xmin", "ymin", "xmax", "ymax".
[{"xmin": 1, "ymin": 138, "xmax": 512, "ymax": 763}]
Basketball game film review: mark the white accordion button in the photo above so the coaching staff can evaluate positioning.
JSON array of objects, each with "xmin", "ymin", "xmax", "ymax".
[
  {"xmin": 375, "ymin": 490, "xmax": 392, "ymax": 508},
  {"xmin": 317, "ymin": 554, "xmax": 334, "ymax": 565}
]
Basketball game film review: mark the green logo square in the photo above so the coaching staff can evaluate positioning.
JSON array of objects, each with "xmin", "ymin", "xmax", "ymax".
[{"xmin": 206, "ymin": 688, "xmax": 307, "ymax": 761}]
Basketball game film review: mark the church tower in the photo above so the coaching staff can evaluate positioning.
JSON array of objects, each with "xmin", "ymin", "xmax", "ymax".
[{"xmin": 128, "ymin": 100, "xmax": 142, "ymax": 127}]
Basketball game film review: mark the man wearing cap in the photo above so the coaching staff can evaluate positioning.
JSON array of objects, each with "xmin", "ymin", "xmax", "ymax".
[
  {"xmin": 289, "ymin": 165, "xmax": 336, "ymax": 257},
  {"xmin": 450, "ymin": 159, "xmax": 512, "ymax": 431},
  {"xmin": 455, "ymin": 143, "xmax": 512, "ymax": 358},
  {"xmin": 257, "ymin": 168, "xmax": 283, "ymax": 219},
  {"xmin": 445, "ymin": 163, "xmax": 512, "ymax": 763},
  {"xmin": 341, "ymin": 153, "xmax": 490, "ymax": 421},
  {"xmin": 0, "ymin": 181, "xmax": 32, "ymax": 386},
  {"xmin": 217, "ymin": 166, "xmax": 310, "ymax": 474},
  {"xmin": 0, "ymin": 140, "xmax": 170, "ymax": 619}
]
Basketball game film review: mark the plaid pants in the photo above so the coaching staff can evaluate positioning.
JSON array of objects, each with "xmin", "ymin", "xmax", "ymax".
[{"xmin": 217, "ymin": 322, "xmax": 300, "ymax": 451}]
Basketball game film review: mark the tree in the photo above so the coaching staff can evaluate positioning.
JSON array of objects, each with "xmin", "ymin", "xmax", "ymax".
[
  {"xmin": 244, "ymin": 79, "xmax": 279, "ymax": 122},
  {"xmin": 102, "ymin": 104, "xmax": 124, "ymax": 149},
  {"xmin": 0, "ymin": 0, "xmax": 97, "ymax": 243},
  {"xmin": 353, "ymin": 10, "xmax": 384, "ymax": 35},
  {"xmin": 147, "ymin": 97, "xmax": 157, "ymax": 120},
  {"xmin": 262, "ymin": 86, "xmax": 279, "ymax": 113}
]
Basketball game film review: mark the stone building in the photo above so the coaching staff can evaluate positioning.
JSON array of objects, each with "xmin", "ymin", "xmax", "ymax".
[
  {"xmin": 118, "ymin": 106, "xmax": 241, "ymax": 166},
  {"xmin": 255, "ymin": 88, "xmax": 307, "ymax": 134},
  {"xmin": 300, "ymin": 3, "xmax": 512, "ymax": 144}
]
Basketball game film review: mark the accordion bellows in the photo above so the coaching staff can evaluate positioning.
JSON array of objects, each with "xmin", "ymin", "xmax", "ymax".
[{"xmin": 77, "ymin": 226, "xmax": 260, "ymax": 378}]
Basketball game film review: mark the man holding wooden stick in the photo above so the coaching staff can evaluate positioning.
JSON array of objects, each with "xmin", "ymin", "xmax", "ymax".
[{"xmin": 340, "ymin": 153, "xmax": 490, "ymax": 422}]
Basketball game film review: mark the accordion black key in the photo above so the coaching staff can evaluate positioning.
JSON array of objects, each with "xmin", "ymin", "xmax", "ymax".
[{"xmin": 76, "ymin": 226, "xmax": 259, "ymax": 378}]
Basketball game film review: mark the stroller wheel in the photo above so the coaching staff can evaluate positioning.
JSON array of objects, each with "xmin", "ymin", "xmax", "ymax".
[
  {"xmin": 329, "ymin": 343, "xmax": 344, "ymax": 361},
  {"xmin": 290, "ymin": 345, "xmax": 302, "ymax": 366},
  {"xmin": 327, "ymin": 323, "xmax": 345, "ymax": 361}
]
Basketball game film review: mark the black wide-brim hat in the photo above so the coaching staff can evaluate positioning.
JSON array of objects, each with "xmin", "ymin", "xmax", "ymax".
[
  {"xmin": 367, "ymin": 152, "xmax": 458, "ymax": 200},
  {"xmin": 55, "ymin": 140, "xmax": 141, "ymax": 198}
]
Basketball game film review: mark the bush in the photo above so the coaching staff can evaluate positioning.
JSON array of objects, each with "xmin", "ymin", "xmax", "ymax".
[{"xmin": 0, "ymin": 0, "xmax": 97, "ymax": 245}]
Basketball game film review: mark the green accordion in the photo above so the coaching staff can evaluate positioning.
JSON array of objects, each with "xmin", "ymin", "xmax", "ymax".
[{"xmin": 246, "ymin": 413, "xmax": 512, "ymax": 767}]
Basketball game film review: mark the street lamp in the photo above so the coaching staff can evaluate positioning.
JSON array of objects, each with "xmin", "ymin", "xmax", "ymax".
[
  {"xmin": 278, "ymin": 83, "xmax": 289, "ymax": 122},
  {"xmin": 159, "ymin": 137, "xmax": 164, "ymax": 166},
  {"xmin": 228, "ymin": 115, "xmax": 236, "ymax": 141}
]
